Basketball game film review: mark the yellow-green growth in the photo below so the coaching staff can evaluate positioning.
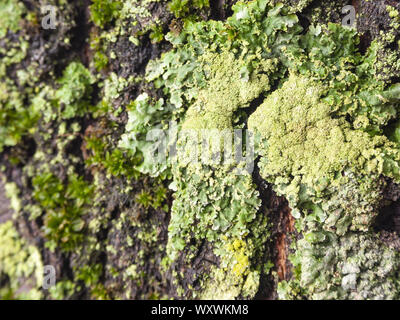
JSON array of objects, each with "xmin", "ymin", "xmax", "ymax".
[
  {"xmin": 249, "ymin": 73, "xmax": 400, "ymax": 190},
  {"xmin": 200, "ymin": 239, "xmax": 260, "ymax": 299},
  {"xmin": 183, "ymin": 49, "xmax": 277, "ymax": 131}
]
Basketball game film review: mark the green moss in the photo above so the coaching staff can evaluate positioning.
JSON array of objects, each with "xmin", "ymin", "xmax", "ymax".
[
  {"xmin": 0, "ymin": 82, "xmax": 38, "ymax": 150},
  {"xmin": 149, "ymin": 24, "xmax": 165, "ymax": 43},
  {"xmin": 90, "ymin": 35, "xmax": 110, "ymax": 71},
  {"xmin": 0, "ymin": 60, "xmax": 95, "ymax": 152},
  {"xmin": 75, "ymin": 263, "xmax": 108, "ymax": 299},
  {"xmin": 90, "ymin": 0, "xmax": 122, "ymax": 28},
  {"xmin": 32, "ymin": 172, "xmax": 94, "ymax": 252},
  {"xmin": 136, "ymin": 184, "xmax": 169, "ymax": 211},
  {"xmin": 168, "ymin": 0, "xmax": 209, "ymax": 19},
  {"xmin": 86, "ymin": 135, "xmax": 141, "ymax": 180},
  {"xmin": 48, "ymin": 280, "xmax": 76, "ymax": 300}
]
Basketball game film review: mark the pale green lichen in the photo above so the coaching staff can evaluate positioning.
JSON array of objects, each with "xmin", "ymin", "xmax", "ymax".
[
  {"xmin": 248, "ymin": 28, "xmax": 400, "ymax": 299},
  {"xmin": 165, "ymin": 47, "xmax": 277, "ymax": 298},
  {"xmin": 281, "ymin": 231, "xmax": 400, "ymax": 300},
  {"xmin": 248, "ymin": 73, "xmax": 399, "ymax": 201},
  {"xmin": 117, "ymin": 0, "xmax": 400, "ymax": 299},
  {"xmin": 199, "ymin": 243, "xmax": 257, "ymax": 299},
  {"xmin": 0, "ymin": 0, "xmax": 25, "ymax": 38},
  {"xmin": 4, "ymin": 182, "xmax": 21, "ymax": 215},
  {"xmin": 55, "ymin": 62, "xmax": 96, "ymax": 119},
  {"xmin": 0, "ymin": 221, "xmax": 43, "ymax": 299}
]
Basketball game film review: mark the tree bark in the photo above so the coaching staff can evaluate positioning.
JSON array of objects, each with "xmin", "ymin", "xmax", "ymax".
[{"xmin": 1, "ymin": 0, "xmax": 400, "ymax": 300}]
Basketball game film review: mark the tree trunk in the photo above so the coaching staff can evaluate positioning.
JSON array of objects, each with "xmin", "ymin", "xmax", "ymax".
[{"xmin": 1, "ymin": 0, "xmax": 400, "ymax": 300}]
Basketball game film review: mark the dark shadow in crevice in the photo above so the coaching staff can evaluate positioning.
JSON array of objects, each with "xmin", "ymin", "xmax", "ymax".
[
  {"xmin": 374, "ymin": 202, "xmax": 400, "ymax": 233},
  {"xmin": 252, "ymin": 159, "xmax": 297, "ymax": 300},
  {"xmin": 210, "ymin": 0, "xmax": 238, "ymax": 21},
  {"xmin": 373, "ymin": 179, "xmax": 400, "ymax": 251}
]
